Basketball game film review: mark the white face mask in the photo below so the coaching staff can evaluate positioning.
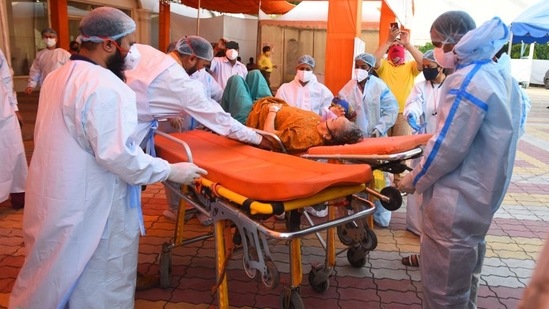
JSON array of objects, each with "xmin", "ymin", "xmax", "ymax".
[
  {"xmin": 434, "ymin": 47, "xmax": 457, "ymax": 69},
  {"xmin": 296, "ymin": 70, "xmax": 313, "ymax": 83},
  {"xmin": 225, "ymin": 49, "xmax": 238, "ymax": 61},
  {"xmin": 43, "ymin": 38, "xmax": 56, "ymax": 47},
  {"xmin": 124, "ymin": 45, "xmax": 141, "ymax": 71},
  {"xmin": 354, "ymin": 68, "xmax": 369, "ymax": 82}
]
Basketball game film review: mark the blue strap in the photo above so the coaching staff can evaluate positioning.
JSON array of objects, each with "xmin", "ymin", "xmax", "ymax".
[
  {"xmin": 145, "ymin": 119, "xmax": 159, "ymax": 157},
  {"xmin": 128, "ymin": 183, "xmax": 145, "ymax": 236}
]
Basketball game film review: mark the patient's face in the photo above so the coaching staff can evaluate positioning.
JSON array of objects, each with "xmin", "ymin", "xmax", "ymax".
[{"xmin": 328, "ymin": 116, "xmax": 350, "ymax": 134}]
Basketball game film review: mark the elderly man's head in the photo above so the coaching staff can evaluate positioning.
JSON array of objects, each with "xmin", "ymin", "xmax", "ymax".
[{"xmin": 78, "ymin": 7, "xmax": 137, "ymax": 80}]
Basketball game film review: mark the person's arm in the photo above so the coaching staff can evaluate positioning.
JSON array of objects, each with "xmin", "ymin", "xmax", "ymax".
[
  {"xmin": 26, "ymin": 53, "xmax": 41, "ymax": 93},
  {"xmin": 373, "ymin": 27, "xmax": 400, "ymax": 70},
  {"xmin": 400, "ymin": 31, "xmax": 423, "ymax": 72},
  {"xmin": 262, "ymin": 105, "xmax": 281, "ymax": 134},
  {"xmin": 374, "ymin": 85, "xmax": 399, "ymax": 136},
  {"xmin": 404, "ymin": 83, "xmax": 425, "ymax": 119}
]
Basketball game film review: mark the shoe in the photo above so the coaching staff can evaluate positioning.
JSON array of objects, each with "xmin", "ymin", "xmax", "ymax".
[
  {"xmin": 401, "ymin": 254, "xmax": 420, "ymax": 267},
  {"xmin": 305, "ymin": 206, "xmax": 327, "ymax": 218},
  {"xmin": 274, "ymin": 213, "xmax": 285, "ymax": 220},
  {"xmin": 163, "ymin": 209, "xmax": 177, "ymax": 221},
  {"xmin": 10, "ymin": 192, "xmax": 24, "ymax": 209}
]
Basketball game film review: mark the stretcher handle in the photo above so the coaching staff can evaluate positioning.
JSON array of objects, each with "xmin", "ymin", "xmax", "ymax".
[
  {"xmin": 363, "ymin": 187, "xmax": 389, "ymax": 203},
  {"xmin": 253, "ymin": 129, "xmax": 287, "ymax": 153},
  {"xmin": 155, "ymin": 130, "xmax": 193, "ymax": 163}
]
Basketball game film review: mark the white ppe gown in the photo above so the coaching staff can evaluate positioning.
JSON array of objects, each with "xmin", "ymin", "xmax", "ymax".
[
  {"xmin": 275, "ymin": 74, "xmax": 333, "ymax": 116},
  {"xmin": 403, "ymin": 80, "xmax": 443, "ymax": 235},
  {"xmin": 338, "ymin": 76, "xmax": 399, "ymax": 226},
  {"xmin": 409, "ymin": 18, "xmax": 526, "ymax": 308},
  {"xmin": 26, "ymin": 48, "xmax": 70, "ymax": 88},
  {"xmin": 9, "ymin": 58, "xmax": 170, "ymax": 309},
  {"xmin": 0, "ymin": 49, "xmax": 27, "ymax": 202}
]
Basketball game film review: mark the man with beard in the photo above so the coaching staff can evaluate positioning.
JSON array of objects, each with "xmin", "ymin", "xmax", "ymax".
[
  {"xmin": 124, "ymin": 38, "xmax": 272, "ymax": 256},
  {"xmin": 8, "ymin": 7, "xmax": 206, "ymax": 309}
]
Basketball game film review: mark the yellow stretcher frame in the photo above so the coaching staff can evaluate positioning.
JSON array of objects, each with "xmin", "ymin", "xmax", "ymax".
[{"xmin": 155, "ymin": 131, "xmax": 380, "ymax": 308}]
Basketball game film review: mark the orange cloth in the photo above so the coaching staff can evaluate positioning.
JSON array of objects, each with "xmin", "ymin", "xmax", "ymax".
[{"xmin": 246, "ymin": 97, "xmax": 324, "ymax": 153}]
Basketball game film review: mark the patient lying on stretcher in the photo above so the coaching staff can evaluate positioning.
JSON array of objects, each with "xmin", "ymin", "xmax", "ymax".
[{"xmin": 246, "ymin": 97, "xmax": 363, "ymax": 153}]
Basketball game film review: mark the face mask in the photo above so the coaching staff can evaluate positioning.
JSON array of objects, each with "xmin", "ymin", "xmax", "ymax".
[
  {"xmin": 434, "ymin": 47, "xmax": 457, "ymax": 69},
  {"xmin": 124, "ymin": 45, "xmax": 141, "ymax": 71},
  {"xmin": 225, "ymin": 49, "xmax": 238, "ymax": 61},
  {"xmin": 43, "ymin": 38, "xmax": 56, "ymax": 47},
  {"xmin": 296, "ymin": 70, "xmax": 313, "ymax": 82},
  {"xmin": 422, "ymin": 67, "xmax": 439, "ymax": 81},
  {"xmin": 388, "ymin": 45, "xmax": 405, "ymax": 64},
  {"xmin": 354, "ymin": 68, "xmax": 369, "ymax": 82}
]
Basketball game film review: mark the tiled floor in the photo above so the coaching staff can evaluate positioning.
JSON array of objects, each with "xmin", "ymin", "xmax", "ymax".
[{"xmin": 1, "ymin": 87, "xmax": 548, "ymax": 308}]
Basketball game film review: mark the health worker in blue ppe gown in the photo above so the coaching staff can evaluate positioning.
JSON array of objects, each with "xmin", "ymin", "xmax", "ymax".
[
  {"xmin": 9, "ymin": 7, "xmax": 206, "ymax": 309},
  {"xmin": 397, "ymin": 11, "xmax": 526, "ymax": 308},
  {"xmin": 338, "ymin": 52, "xmax": 399, "ymax": 227}
]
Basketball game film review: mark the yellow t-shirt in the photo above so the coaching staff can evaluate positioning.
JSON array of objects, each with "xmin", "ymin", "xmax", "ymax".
[
  {"xmin": 376, "ymin": 59, "xmax": 420, "ymax": 112},
  {"xmin": 257, "ymin": 53, "xmax": 273, "ymax": 73}
]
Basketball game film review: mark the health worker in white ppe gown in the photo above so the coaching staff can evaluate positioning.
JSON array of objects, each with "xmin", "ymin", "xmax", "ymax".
[
  {"xmin": 397, "ymin": 11, "xmax": 526, "ymax": 308},
  {"xmin": 9, "ymin": 7, "xmax": 206, "ymax": 309},
  {"xmin": 0, "ymin": 48, "xmax": 27, "ymax": 210}
]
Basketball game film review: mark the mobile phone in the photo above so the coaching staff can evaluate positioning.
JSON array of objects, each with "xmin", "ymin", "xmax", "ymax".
[{"xmin": 390, "ymin": 22, "xmax": 399, "ymax": 30}]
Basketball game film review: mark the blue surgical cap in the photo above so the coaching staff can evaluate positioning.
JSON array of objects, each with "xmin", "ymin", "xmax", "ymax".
[
  {"xmin": 297, "ymin": 55, "xmax": 315, "ymax": 68},
  {"xmin": 41, "ymin": 28, "xmax": 57, "ymax": 37},
  {"xmin": 423, "ymin": 49, "xmax": 438, "ymax": 64},
  {"xmin": 174, "ymin": 36, "xmax": 214, "ymax": 61},
  {"xmin": 430, "ymin": 11, "xmax": 476, "ymax": 45},
  {"xmin": 79, "ymin": 7, "xmax": 136, "ymax": 43},
  {"xmin": 355, "ymin": 53, "xmax": 376, "ymax": 68}
]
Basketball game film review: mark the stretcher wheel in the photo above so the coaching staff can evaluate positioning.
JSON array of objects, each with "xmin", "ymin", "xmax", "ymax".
[
  {"xmin": 159, "ymin": 252, "xmax": 171, "ymax": 288},
  {"xmin": 380, "ymin": 186, "xmax": 403, "ymax": 211},
  {"xmin": 308, "ymin": 267, "xmax": 330, "ymax": 293},
  {"xmin": 243, "ymin": 247, "xmax": 259, "ymax": 279},
  {"xmin": 360, "ymin": 228, "xmax": 378, "ymax": 251},
  {"xmin": 336, "ymin": 223, "xmax": 356, "ymax": 246},
  {"xmin": 347, "ymin": 246, "xmax": 367, "ymax": 268},
  {"xmin": 280, "ymin": 289, "xmax": 304, "ymax": 309},
  {"xmin": 262, "ymin": 259, "xmax": 280, "ymax": 289}
]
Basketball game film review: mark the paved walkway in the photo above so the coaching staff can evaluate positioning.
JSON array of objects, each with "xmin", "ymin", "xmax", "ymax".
[{"xmin": 1, "ymin": 88, "xmax": 548, "ymax": 308}]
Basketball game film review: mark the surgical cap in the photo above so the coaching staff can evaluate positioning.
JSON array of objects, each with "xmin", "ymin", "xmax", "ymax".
[
  {"xmin": 174, "ymin": 36, "xmax": 214, "ymax": 61},
  {"xmin": 41, "ymin": 28, "xmax": 57, "ymax": 36},
  {"xmin": 430, "ymin": 11, "xmax": 476, "ymax": 45},
  {"xmin": 355, "ymin": 53, "xmax": 376, "ymax": 68},
  {"xmin": 79, "ymin": 7, "xmax": 136, "ymax": 43},
  {"xmin": 297, "ymin": 55, "xmax": 315, "ymax": 68},
  {"xmin": 423, "ymin": 49, "xmax": 438, "ymax": 64}
]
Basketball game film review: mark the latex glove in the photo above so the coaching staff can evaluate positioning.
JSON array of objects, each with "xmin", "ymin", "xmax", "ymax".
[
  {"xmin": 370, "ymin": 129, "xmax": 381, "ymax": 138},
  {"xmin": 168, "ymin": 162, "xmax": 207, "ymax": 185},
  {"xmin": 407, "ymin": 114, "xmax": 422, "ymax": 132},
  {"xmin": 397, "ymin": 173, "xmax": 416, "ymax": 194}
]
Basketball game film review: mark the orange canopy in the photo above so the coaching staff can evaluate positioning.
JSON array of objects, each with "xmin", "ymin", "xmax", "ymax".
[{"xmin": 181, "ymin": 0, "xmax": 296, "ymax": 15}]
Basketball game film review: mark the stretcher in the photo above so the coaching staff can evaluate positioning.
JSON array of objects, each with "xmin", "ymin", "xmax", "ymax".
[{"xmin": 154, "ymin": 130, "xmax": 431, "ymax": 308}]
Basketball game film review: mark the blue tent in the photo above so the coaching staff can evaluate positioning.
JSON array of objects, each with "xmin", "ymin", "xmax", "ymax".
[{"xmin": 510, "ymin": 0, "xmax": 549, "ymax": 44}]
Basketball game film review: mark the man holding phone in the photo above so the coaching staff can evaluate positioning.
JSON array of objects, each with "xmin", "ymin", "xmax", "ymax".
[{"xmin": 373, "ymin": 23, "xmax": 424, "ymax": 139}]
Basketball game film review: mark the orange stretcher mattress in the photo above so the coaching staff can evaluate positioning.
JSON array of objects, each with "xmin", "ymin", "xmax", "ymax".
[
  {"xmin": 306, "ymin": 134, "xmax": 433, "ymax": 155},
  {"xmin": 155, "ymin": 130, "xmax": 372, "ymax": 202}
]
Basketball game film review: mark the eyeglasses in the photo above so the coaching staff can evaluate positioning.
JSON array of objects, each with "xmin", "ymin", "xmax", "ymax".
[{"xmin": 432, "ymin": 41, "xmax": 443, "ymax": 48}]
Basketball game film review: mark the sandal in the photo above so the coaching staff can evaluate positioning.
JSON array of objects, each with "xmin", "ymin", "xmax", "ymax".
[{"xmin": 401, "ymin": 254, "xmax": 420, "ymax": 267}]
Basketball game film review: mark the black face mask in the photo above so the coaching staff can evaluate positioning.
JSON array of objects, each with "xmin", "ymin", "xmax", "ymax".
[
  {"xmin": 106, "ymin": 48, "xmax": 126, "ymax": 82},
  {"xmin": 423, "ymin": 67, "xmax": 439, "ymax": 81}
]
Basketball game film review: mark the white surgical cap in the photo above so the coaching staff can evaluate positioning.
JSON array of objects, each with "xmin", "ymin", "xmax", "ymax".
[
  {"xmin": 79, "ymin": 7, "xmax": 136, "ymax": 43},
  {"xmin": 430, "ymin": 11, "xmax": 476, "ymax": 45},
  {"xmin": 355, "ymin": 53, "xmax": 376, "ymax": 68},
  {"xmin": 423, "ymin": 50, "xmax": 438, "ymax": 64},
  {"xmin": 297, "ymin": 55, "xmax": 315, "ymax": 68},
  {"xmin": 174, "ymin": 36, "xmax": 214, "ymax": 61}
]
